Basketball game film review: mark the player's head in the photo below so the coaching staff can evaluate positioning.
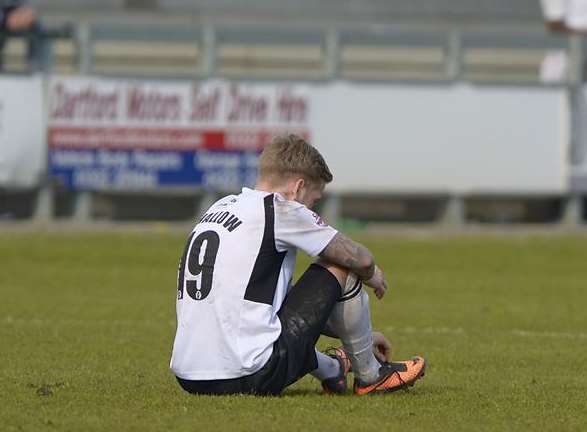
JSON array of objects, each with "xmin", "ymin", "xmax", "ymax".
[{"xmin": 257, "ymin": 134, "xmax": 333, "ymax": 208}]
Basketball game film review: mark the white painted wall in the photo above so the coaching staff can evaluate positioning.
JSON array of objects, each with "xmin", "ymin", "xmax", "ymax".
[
  {"xmin": 312, "ymin": 83, "xmax": 568, "ymax": 194},
  {"xmin": 0, "ymin": 76, "xmax": 45, "ymax": 188},
  {"xmin": 2, "ymin": 75, "xmax": 568, "ymax": 193}
]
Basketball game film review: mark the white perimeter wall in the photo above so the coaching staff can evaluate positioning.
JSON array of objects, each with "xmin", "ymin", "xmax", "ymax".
[
  {"xmin": 312, "ymin": 83, "xmax": 568, "ymax": 194},
  {"xmin": 0, "ymin": 76, "xmax": 45, "ymax": 188},
  {"xmin": 0, "ymin": 75, "xmax": 569, "ymax": 193}
]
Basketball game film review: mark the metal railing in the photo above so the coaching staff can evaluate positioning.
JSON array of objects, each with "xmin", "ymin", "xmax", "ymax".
[{"xmin": 0, "ymin": 19, "xmax": 582, "ymax": 85}]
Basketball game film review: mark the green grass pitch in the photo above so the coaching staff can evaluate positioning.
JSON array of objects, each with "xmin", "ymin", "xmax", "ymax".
[{"xmin": 1, "ymin": 230, "xmax": 586, "ymax": 431}]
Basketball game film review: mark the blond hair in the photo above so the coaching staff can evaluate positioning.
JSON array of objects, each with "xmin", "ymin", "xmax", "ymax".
[{"xmin": 258, "ymin": 134, "xmax": 333, "ymax": 185}]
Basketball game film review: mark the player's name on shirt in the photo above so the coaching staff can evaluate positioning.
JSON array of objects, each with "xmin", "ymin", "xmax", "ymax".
[{"xmin": 199, "ymin": 211, "xmax": 243, "ymax": 232}]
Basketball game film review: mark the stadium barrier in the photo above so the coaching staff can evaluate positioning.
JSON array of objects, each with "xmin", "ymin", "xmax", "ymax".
[
  {"xmin": 0, "ymin": 76, "xmax": 44, "ymax": 189},
  {"xmin": 0, "ymin": 21, "xmax": 586, "ymax": 226}
]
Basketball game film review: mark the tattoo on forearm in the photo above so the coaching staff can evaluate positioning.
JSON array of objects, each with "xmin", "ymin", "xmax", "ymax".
[{"xmin": 320, "ymin": 233, "xmax": 375, "ymax": 280}]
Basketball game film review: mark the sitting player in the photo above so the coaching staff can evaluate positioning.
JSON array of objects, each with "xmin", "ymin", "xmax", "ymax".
[{"xmin": 170, "ymin": 134, "xmax": 426, "ymax": 395}]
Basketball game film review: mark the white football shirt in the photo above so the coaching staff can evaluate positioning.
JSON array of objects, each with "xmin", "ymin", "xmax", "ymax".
[{"xmin": 170, "ymin": 187, "xmax": 338, "ymax": 380}]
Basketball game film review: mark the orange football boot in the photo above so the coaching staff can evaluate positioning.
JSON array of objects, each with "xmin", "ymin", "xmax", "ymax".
[
  {"xmin": 321, "ymin": 347, "xmax": 353, "ymax": 394},
  {"xmin": 353, "ymin": 356, "xmax": 426, "ymax": 395}
]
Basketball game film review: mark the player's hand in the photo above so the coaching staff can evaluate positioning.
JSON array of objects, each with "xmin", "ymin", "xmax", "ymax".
[
  {"xmin": 364, "ymin": 265, "xmax": 388, "ymax": 299},
  {"xmin": 372, "ymin": 331, "xmax": 392, "ymax": 363}
]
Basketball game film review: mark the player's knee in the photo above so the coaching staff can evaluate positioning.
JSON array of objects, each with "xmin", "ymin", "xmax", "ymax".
[
  {"xmin": 314, "ymin": 258, "xmax": 347, "ymax": 283},
  {"xmin": 314, "ymin": 259, "xmax": 356, "ymax": 296}
]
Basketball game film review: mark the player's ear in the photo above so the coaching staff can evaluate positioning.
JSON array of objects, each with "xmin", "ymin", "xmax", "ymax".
[{"xmin": 292, "ymin": 177, "xmax": 305, "ymax": 195}]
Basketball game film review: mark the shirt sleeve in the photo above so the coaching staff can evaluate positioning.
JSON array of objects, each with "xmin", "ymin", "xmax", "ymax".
[
  {"xmin": 274, "ymin": 198, "xmax": 338, "ymax": 257},
  {"xmin": 541, "ymin": 0, "xmax": 566, "ymax": 21}
]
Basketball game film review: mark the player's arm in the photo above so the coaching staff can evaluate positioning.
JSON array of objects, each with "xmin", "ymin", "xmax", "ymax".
[
  {"xmin": 273, "ymin": 200, "xmax": 387, "ymax": 297},
  {"xmin": 319, "ymin": 232, "xmax": 387, "ymax": 299},
  {"xmin": 319, "ymin": 232, "xmax": 374, "ymax": 279}
]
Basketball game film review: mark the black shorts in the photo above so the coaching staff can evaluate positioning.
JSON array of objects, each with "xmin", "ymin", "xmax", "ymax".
[{"xmin": 176, "ymin": 263, "xmax": 342, "ymax": 396}]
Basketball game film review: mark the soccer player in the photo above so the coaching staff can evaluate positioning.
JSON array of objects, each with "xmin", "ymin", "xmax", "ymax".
[{"xmin": 170, "ymin": 134, "xmax": 426, "ymax": 396}]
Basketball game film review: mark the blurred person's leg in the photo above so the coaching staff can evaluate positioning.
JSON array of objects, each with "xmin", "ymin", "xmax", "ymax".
[
  {"xmin": 28, "ymin": 22, "xmax": 49, "ymax": 72},
  {"xmin": 568, "ymin": 42, "xmax": 587, "ymax": 168},
  {"xmin": 0, "ymin": 8, "xmax": 8, "ymax": 72},
  {"xmin": 0, "ymin": 36, "xmax": 5, "ymax": 72},
  {"xmin": 569, "ymin": 86, "xmax": 587, "ymax": 166},
  {"xmin": 569, "ymin": 39, "xmax": 587, "ymax": 168}
]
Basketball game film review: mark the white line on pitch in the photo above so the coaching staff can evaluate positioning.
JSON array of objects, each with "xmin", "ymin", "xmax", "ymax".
[
  {"xmin": 3, "ymin": 316, "xmax": 587, "ymax": 340},
  {"xmin": 385, "ymin": 326, "xmax": 587, "ymax": 340}
]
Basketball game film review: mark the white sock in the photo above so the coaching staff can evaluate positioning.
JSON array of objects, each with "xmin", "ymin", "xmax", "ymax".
[
  {"xmin": 311, "ymin": 350, "xmax": 341, "ymax": 381},
  {"xmin": 326, "ymin": 288, "xmax": 380, "ymax": 384}
]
